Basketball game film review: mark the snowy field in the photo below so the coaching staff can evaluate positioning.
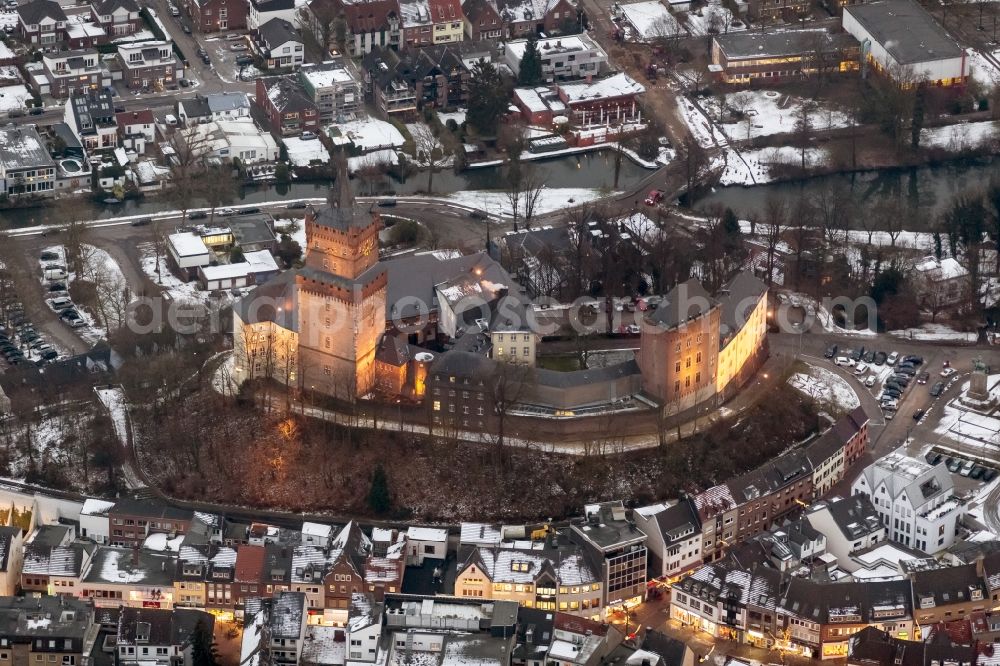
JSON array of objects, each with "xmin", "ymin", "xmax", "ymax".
[
  {"xmin": 284, "ymin": 137, "xmax": 330, "ymax": 167},
  {"xmin": 336, "ymin": 117, "xmax": 406, "ymax": 152},
  {"xmin": 95, "ymin": 386, "xmax": 129, "ymax": 445},
  {"xmin": 788, "ymin": 364, "xmax": 861, "ymax": 412},
  {"xmin": 445, "ymin": 188, "xmax": 619, "ymax": 217},
  {"xmin": 0, "ymin": 85, "xmax": 29, "ymax": 113},
  {"xmin": 684, "ymin": 0, "xmax": 743, "ymax": 36},
  {"xmin": 718, "ymin": 146, "xmax": 828, "ymax": 186},
  {"xmin": 618, "ymin": 0, "xmax": 681, "ymax": 40},
  {"xmin": 437, "ymin": 109, "xmax": 466, "ymax": 126},
  {"xmin": 889, "ymin": 323, "xmax": 977, "ymax": 342},
  {"xmin": 714, "ymin": 90, "xmax": 851, "ymax": 141},
  {"xmin": 922, "ymin": 121, "xmax": 997, "ymax": 151},
  {"xmin": 138, "ymin": 242, "xmax": 232, "ymax": 306}
]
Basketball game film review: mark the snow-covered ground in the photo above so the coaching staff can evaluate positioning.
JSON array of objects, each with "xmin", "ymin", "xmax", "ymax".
[
  {"xmin": 0, "ymin": 11, "xmax": 16, "ymax": 30},
  {"xmin": 348, "ymin": 149, "xmax": 398, "ymax": 173},
  {"xmin": 335, "ymin": 117, "xmax": 406, "ymax": 152},
  {"xmin": 968, "ymin": 49, "xmax": 1000, "ymax": 89},
  {"xmin": 788, "ymin": 364, "xmax": 861, "ymax": 412},
  {"xmin": 933, "ymin": 374, "xmax": 1000, "ymax": 453},
  {"xmin": 95, "ymin": 386, "xmax": 129, "ymax": 446},
  {"xmin": 618, "ymin": 0, "xmax": 681, "ymax": 40},
  {"xmin": 0, "ymin": 85, "xmax": 30, "ymax": 113},
  {"xmin": 677, "ymin": 96, "xmax": 728, "ymax": 148},
  {"xmin": 284, "ymin": 136, "xmax": 330, "ymax": 167},
  {"xmin": 445, "ymin": 188, "xmax": 619, "ymax": 217},
  {"xmin": 437, "ymin": 108, "xmax": 466, "ymax": 126},
  {"xmin": 718, "ymin": 146, "xmax": 828, "ymax": 186},
  {"xmin": 684, "ymin": 0, "xmax": 744, "ymax": 36},
  {"xmin": 138, "ymin": 241, "xmax": 232, "ymax": 306},
  {"xmin": 922, "ymin": 121, "xmax": 997, "ymax": 151},
  {"xmin": 889, "ymin": 323, "xmax": 978, "ymax": 342},
  {"xmin": 713, "ymin": 90, "xmax": 851, "ymax": 141}
]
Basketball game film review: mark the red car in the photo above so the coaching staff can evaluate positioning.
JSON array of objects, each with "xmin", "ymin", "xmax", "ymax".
[{"xmin": 644, "ymin": 189, "xmax": 664, "ymax": 206}]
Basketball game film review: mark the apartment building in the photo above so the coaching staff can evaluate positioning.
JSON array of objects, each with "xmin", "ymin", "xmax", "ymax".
[
  {"xmin": 115, "ymin": 41, "xmax": 183, "ymax": 90},
  {"xmin": 0, "ymin": 596, "xmax": 100, "ymax": 666},
  {"xmin": 299, "ymin": 61, "xmax": 363, "ymax": 122},
  {"xmin": 633, "ymin": 501, "xmax": 702, "ymax": 581},
  {"xmin": 39, "ymin": 50, "xmax": 110, "ymax": 99},
  {"xmin": 0, "ymin": 125, "xmax": 57, "ymax": 198},
  {"xmin": 107, "ymin": 499, "xmax": 194, "ymax": 548},
  {"xmin": 569, "ymin": 502, "xmax": 646, "ymax": 615}
]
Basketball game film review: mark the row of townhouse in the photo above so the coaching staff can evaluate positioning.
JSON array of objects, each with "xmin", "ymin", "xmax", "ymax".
[
  {"xmin": 240, "ymin": 590, "xmax": 695, "ymax": 666},
  {"xmin": 300, "ymin": 0, "xmax": 576, "ymax": 57},
  {"xmin": 634, "ymin": 406, "xmax": 870, "ymax": 582},
  {"xmin": 17, "ymin": 0, "xmax": 142, "ymax": 49},
  {"xmin": 31, "ymin": 40, "xmax": 182, "ymax": 99},
  {"xmin": 670, "ymin": 546, "xmax": 1000, "ymax": 660}
]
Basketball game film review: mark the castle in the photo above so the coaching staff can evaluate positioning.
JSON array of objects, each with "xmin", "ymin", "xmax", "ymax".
[{"xmin": 232, "ymin": 174, "xmax": 770, "ymax": 426}]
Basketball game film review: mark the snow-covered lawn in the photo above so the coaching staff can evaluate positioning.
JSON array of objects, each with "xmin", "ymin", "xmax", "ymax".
[
  {"xmin": 933, "ymin": 375, "xmax": 1000, "ymax": 452},
  {"xmin": 889, "ymin": 323, "xmax": 978, "ymax": 342},
  {"xmin": 138, "ymin": 242, "xmax": 232, "ymax": 306},
  {"xmin": 0, "ymin": 85, "xmax": 30, "ymax": 113},
  {"xmin": 677, "ymin": 95, "xmax": 727, "ymax": 148},
  {"xmin": 714, "ymin": 90, "xmax": 851, "ymax": 141},
  {"xmin": 445, "ymin": 188, "xmax": 619, "ymax": 217},
  {"xmin": 968, "ymin": 49, "xmax": 1000, "ymax": 89},
  {"xmin": 718, "ymin": 146, "xmax": 828, "ymax": 186},
  {"xmin": 0, "ymin": 11, "xmax": 17, "ymax": 30},
  {"xmin": 788, "ymin": 364, "xmax": 861, "ymax": 412},
  {"xmin": 284, "ymin": 136, "xmax": 330, "ymax": 167},
  {"xmin": 347, "ymin": 149, "xmax": 398, "ymax": 173},
  {"xmin": 684, "ymin": 1, "xmax": 743, "ymax": 36},
  {"xmin": 922, "ymin": 121, "xmax": 997, "ymax": 151},
  {"xmin": 334, "ymin": 117, "xmax": 406, "ymax": 152}
]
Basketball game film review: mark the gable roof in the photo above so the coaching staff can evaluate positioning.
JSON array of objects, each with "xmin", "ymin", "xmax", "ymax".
[
  {"xmin": 93, "ymin": 0, "xmax": 139, "ymax": 16},
  {"xmin": 258, "ymin": 17, "xmax": 301, "ymax": 48},
  {"xmin": 645, "ymin": 277, "xmax": 717, "ymax": 329},
  {"xmin": 18, "ymin": 0, "xmax": 67, "ymax": 25}
]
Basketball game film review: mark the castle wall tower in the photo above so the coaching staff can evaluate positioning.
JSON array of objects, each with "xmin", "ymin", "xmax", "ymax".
[{"xmin": 296, "ymin": 164, "xmax": 386, "ymax": 398}]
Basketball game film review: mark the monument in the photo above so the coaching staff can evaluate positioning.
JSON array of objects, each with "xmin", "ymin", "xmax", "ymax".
[{"xmin": 961, "ymin": 356, "xmax": 996, "ymax": 410}]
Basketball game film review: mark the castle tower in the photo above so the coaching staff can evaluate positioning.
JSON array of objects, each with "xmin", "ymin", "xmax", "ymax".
[{"xmin": 296, "ymin": 161, "xmax": 386, "ymax": 398}]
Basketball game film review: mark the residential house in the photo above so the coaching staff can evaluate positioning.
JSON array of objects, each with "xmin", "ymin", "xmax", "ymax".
[
  {"xmin": 805, "ymin": 495, "xmax": 886, "ymax": 570},
  {"xmin": 184, "ymin": 0, "xmax": 247, "ymax": 32},
  {"xmin": 912, "ymin": 256, "xmax": 970, "ymax": 311},
  {"xmin": 851, "ymin": 450, "xmax": 962, "ymax": 554},
  {"xmin": 253, "ymin": 18, "xmax": 305, "ymax": 69},
  {"xmin": 249, "ymin": 0, "xmax": 297, "ymax": 29},
  {"xmin": 504, "ymin": 34, "xmax": 606, "ymax": 82},
  {"xmin": 107, "ymin": 499, "xmax": 194, "ymax": 549},
  {"xmin": 363, "ymin": 531, "xmax": 406, "ymax": 601},
  {"xmin": 806, "ymin": 406, "xmax": 869, "ymax": 495},
  {"xmin": 0, "ymin": 596, "xmax": 100, "ymax": 666},
  {"xmin": 399, "ymin": 0, "xmax": 464, "ymax": 47},
  {"xmin": 454, "ymin": 539, "xmax": 603, "ymax": 618},
  {"xmin": 64, "ymin": 89, "xmax": 118, "ymax": 153},
  {"xmin": 21, "ymin": 526, "xmax": 93, "ymax": 597},
  {"xmin": 361, "ymin": 44, "xmax": 485, "ymax": 115},
  {"xmin": 344, "ymin": 593, "xmax": 381, "ymax": 661},
  {"xmin": 306, "ymin": 0, "xmax": 399, "ymax": 57},
  {"xmin": 461, "ymin": 0, "xmax": 575, "ymax": 40},
  {"xmin": 299, "ymin": 61, "xmax": 363, "ymax": 122},
  {"xmin": 911, "ymin": 563, "xmax": 989, "ymax": 626},
  {"xmin": 361, "ymin": 48, "xmax": 417, "ymax": 118},
  {"xmin": 461, "ymin": 0, "xmax": 503, "ymax": 40},
  {"xmin": 90, "ymin": 0, "xmax": 142, "ymax": 38},
  {"xmin": 569, "ymin": 501, "xmax": 646, "ymax": 615},
  {"xmin": 726, "ymin": 450, "xmax": 814, "ymax": 545},
  {"xmin": 174, "ymin": 546, "xmax": 210, "ymax": 608},
  {"xmin": 63, "ymin": 10, "xmax": 107, "ymax": 50},
  {"xmin": 176, "ymin": 92, "xmax": 251, "ymax": 125},
  {"xmin": 181, "ymin": 118, "xmax": 281, "ymax": 163},
  {"xmin": 38, "ymin": 49, "xmax": 110, "ymax": 99},
  {"xmin": 116, "ymin": 109, "xmax": 156, "ymax": 154},
  {"xmin": 205, "ymin": 547, "xmax": 237, "ymax": 614},
  {"xmin": 116, "ymin": 41, "xmax": 183, "ymax": 90},
  {"xmin": 633, "ymin": 501, "xmax": 702, "ymax": 581},
  {"xmin": 255, "ymin": 76, "xmax": 319, "ymax": 136},
  {"xmin": 80, "ymin": 547, "xmax": 179, "ymax": 609},
  {"xmin": 554, "ymin": 72, "xmax": 644, "ymax": 131},
  {"xmin": 0, "ymin": 527, "xmax": 24, "ymax": 597},
  {"xmin": 233, "ymin": 545, "xmax": 267, "ymax": 611},
  {"xmin": 116, "ymin": 607, "xmax": 215, "ymax": 666},
  {"xmin": 300, "ymin": 523, "xmax": 333, "ymax": 549},
  {"xmin": 0, "ymin": 125, "xmax": 57, "ymax": 198},
  {"xmin": 18, "ymin": 0, "xmax": 67, "ymax": 46},
  {"xmin": 240, "ymin": 592, "xmax": 308, "ymax": 664}
]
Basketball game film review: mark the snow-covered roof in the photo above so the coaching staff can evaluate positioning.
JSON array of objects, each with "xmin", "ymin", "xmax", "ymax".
[
  {"xmin": 81, "ymin": 498, "xmax": 116, "ymax": 516},
  {"xmin": 143, "ymin": 532, "xmax": 185, "ymax": 553},
  {"xmin": 513, "ymin": 87, "xmax": 548, "ymax": 113},
  {"xmin": 558, "ymin": 72, "xmax": 645, "ymax": 103},
  {"xmin": 168, "ymin": 232, "xmax": 210, "ymax": 258},
  {"xmin": 407, "ymin": 526, "xmax": 448, "ymax": 542},
  {"xmin": 200, "ymin": 251, "xmax": 278, "ymax": 282},
  {"xmin": 0, "ymin": 125, "xmax": 55, "ymax": 170},
  {"xmin": 914, "ymin": 255, "xmax": 969, "ymax": 282},
  {"xmin": 618, "ymin": 0, "xmax": 678, "ymax": 39},
  {"xmin": 300, "ymin": 65, "xmax": 355, "ymax": 88},
  {"xmin": 302, "ymin": 522, "xmax": 333, "ymax": 539}
]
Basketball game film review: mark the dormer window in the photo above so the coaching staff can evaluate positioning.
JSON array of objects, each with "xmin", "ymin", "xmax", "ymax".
[{"xmin": 135, "ymin": 622, "xmax": 151, "ymax": 643}]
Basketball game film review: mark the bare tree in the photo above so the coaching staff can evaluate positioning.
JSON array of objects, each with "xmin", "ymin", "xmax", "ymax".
[
  {"xmin": 763, "ymin": 197, "xmax": 786, "ymax": 287},
  {"xmin": 487, "ymin": 361, "xmax": 533, "ymax": 470},
  {"xmin": 410, "ymin": 123, "xmax": 450, "ymax": 194},
  {"xmin": 792, "ymin": 101, "xmax": 816, "ymax": 172},
  {"xmin": 201, "ymin": 164, "xmax": 237, "ymax": 225},
  {"xmin": 165, "ymin": 127, "xmax": 211, "ymax": 221},
  {"xmin": 521, "ymin": 164, "xmax": 548, "ymax": 223}
]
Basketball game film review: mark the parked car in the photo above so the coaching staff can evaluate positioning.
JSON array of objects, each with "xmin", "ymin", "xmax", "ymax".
[
  {"xmin": 913, "ymin": 408, "xmax": 926, "ymax": 421},
  {"xmin": 644, "ymin": 189, "xmax": 665, "ymax": 206},
  {"xmin": 219, "ymin": 208, "xmax": 236, "ymax": 216},
  {"xmin": 39, "ymin": 251, "xmax": 59, "ymax": 261},
  {"xmin": 854, "ymin": 362, "xmax": 868, "ymax": 375},
  {"xmin": 226, "ymin": 33, "xmax": 243, "ymax": 40},
  {"xmin": 865, "ymin": 375, "xmax": 877, "ymax": 388},
  {"xmin": 925, "ymin": 451, "xmax": 943, "ymax": 465},
  {"xmin": 835, "ymin": 356, "xmax": 855, "ymax": 367},
  {"xmin": 863, "ymin": 350, "xmax": 875, "ymax": 364},
  {"xmin": 917, "ymin": 371, "xmax": 930, "ymax": 384},
  {"xmin": 378, "ymin": 198, "xmax": 397, "ymax": 207},
  {"xmin": 971, "ymin": 465, "xmax": 985, "ymax": 480},
  {"xmin": 984, "ymin": 468, "xmax": 999, "ymax": 482},
  {"xmin": 230, "ymin": 43, "xmax": 248, "ymax": 51},
  {"xmin": 896, "ymin": 367, "xmax": 917, "ymax": 377},
  {"xmin": 851, "ymin": 347, "xmax": 865, "ymax": 361},
  {"xmin": 960, "ymin": 460, "xmax": 975, "ymax": 477},
  {"xmin": 235, "ymin": 55, "xmax": 254, "ymax": 66},
  {"xmin": 824, "ymin": 344, "xmax": 838, "ymax": 358},
  {"xmin": 903, "ymin": 355, "xmax": 924, "ymax": 365},
  {"xmin": 187, "ymin": 211, "xmax": 207, "ymax": 220},
  {"xmin": 236, "ymin": 207, "xmax": 260, "ymax": 215},
  {"xmin": 873, "ymin": 351, "xmax": 887, "ymax": 365},
  {"xmin": 469, "ymin": 209, "xmax": 489, "ymax": 220},
  {"xmin": 131, "ymin": 217, "xmax": 152, "ymax": 227},
  {"xmin": 941, "ymin": 367, "xmax": 956, "ymax": 377},
  {"xmin": 946, "ymin": 457, "xmax": 961, "ymax": 472},
  {"xmin": 196, "ymin": 47, "xmax": 207, "ymax": 57},
  {"xmin": 47, "ymin": 283, "xmax": 65, "ymax": 292},
  {"xmin": 286, "ymin": 202, "xmax": 307, "ymax": 210},
  {"xmin": 201, "ymin": 54, "xmax": 210, "ymax": 65},
  {"xmin": 179, "ymin": 78, "xmax": 190, "ymax": 87},
  {"xmin": 887, "ymin": 351, "xmax": 899, "ymax": 365}
]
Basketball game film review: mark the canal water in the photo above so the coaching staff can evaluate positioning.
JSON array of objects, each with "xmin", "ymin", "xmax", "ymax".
[
  {"xmin": 2, "ymin": 150, "xmax": 650, "ymax": 227},
  {"xmin": 694, "ymin": 156, "xmax": 1000, "ymax": 227}
]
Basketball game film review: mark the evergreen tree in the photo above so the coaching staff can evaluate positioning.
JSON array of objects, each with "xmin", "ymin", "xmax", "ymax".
[
  {"xmin": 722, "ymin": 207, "xmax": 740, "ymax": 237},
  {"xmin": 190, "ymin": 619, "xmax": 218, "ymax": 666},
  {"xmin": 933, "ymin": 231, "xmax": 943, "ymax": 260},
  {"xmin": 367, "ymin": 464, "xmax": 391, "ymax": 514},
  {"xmin": 517, "ymin": 34, "xmax": 543, "ymax": 87},
  {"xmin": 467, "ymin": 59, "xmax": 506, "ymax": 136}
]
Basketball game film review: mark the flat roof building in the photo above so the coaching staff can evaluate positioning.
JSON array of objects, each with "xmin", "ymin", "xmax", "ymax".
[{"xmin": 711, "ymin": 29, "xmax": 860, "ymax": 83}]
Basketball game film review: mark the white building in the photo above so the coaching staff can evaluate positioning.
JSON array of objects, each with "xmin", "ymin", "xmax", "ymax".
[
  {"xmin": 177, "ymin": 92, "xmax": 252, "ymax": 125},
  {"xmin": 0, "ymin": 125, "xmax": 57, "ymax": 198},
  {"xmin": 181, "ymin": 118, "xmax": 280, "ymax": 164},
  {"xmin": 805, "ymin": 495, "xmax": 886, "ymax": 570},
  {"xmin": 198, "ymin": 250, "xmax": 279, "ymax": 291},
  {"xmin": 851, "ymin": 450, "xmax": 962, "ymax": 554},
  {"xmin": 248, "ymin": 0, "xmax": 297, "ymax": 30},
  {"xmin": 406, "ymin": 526, "xmax": 448, "ymax": 565},
  {"xmin": 79, "ymin": 498, "xmax": 115, "ymax": 544},
  {"xmin": 633, "ymin": 501, "xmax": 702, "ymax": 580},
  {"xmin": 299, "ymin": 61, "xmax": 363, "ymax": 122},
  {"xmin": 254, "ymin": 17, "xmax": 305, "ymax": 69},
  {"xmin": 912, "ymin": 255, "xmax": 969, "ymax": 310},
  {"xmin": 167, "ymin": 232, "xmax": 212, "ymax": 276},
  {"xmin": 504, "ymin": 33, "xmax": 607, "ymax": 82},
  {"xmin": 843, "ymin": 0, "xmax": 969, "ymax": 86},
  {"xmin": 300, "ymin": 521, "xmax": 333, "ymax": 547}
]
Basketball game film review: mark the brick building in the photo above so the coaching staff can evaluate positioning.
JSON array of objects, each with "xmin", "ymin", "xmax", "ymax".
[{"xmin": 107, "ymin": 499, "xmax": 194, "ymax": 548}]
